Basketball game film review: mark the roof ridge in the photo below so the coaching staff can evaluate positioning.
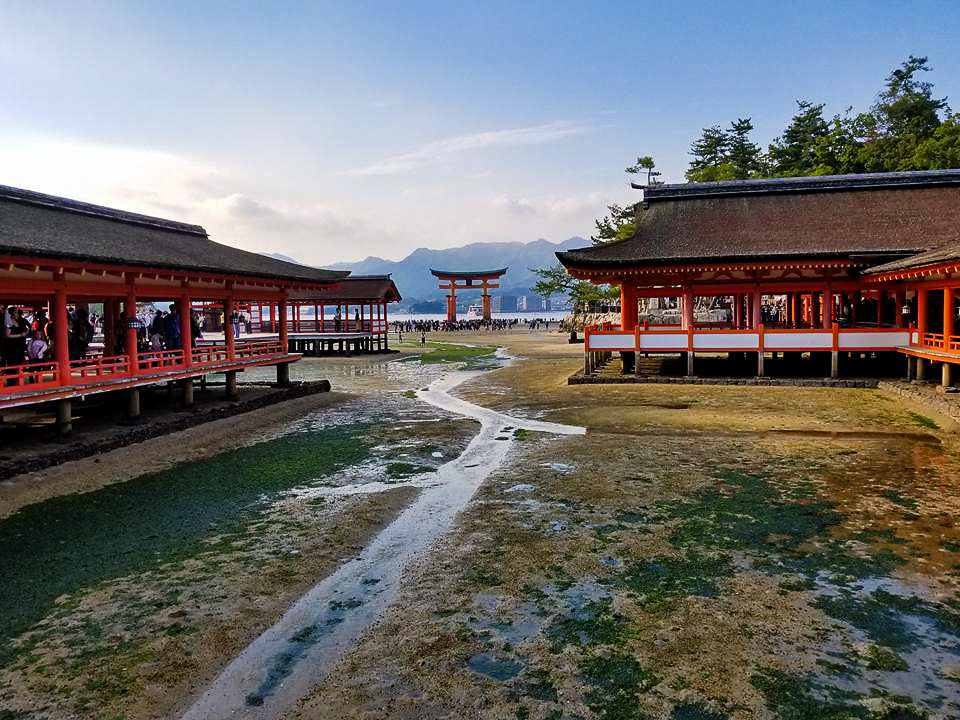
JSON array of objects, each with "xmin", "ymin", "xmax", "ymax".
[
  {"xmin": 0, "ymin": 184, "xmax": 208, "ymax": 236},
  {"xmin": 635, "ymin": 169, "xmax": 960, "ymax": 202}
]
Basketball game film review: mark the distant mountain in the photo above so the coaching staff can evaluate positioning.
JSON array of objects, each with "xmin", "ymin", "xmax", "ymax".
[{"xmin": 328, "ymin": 237, "xmax": 587, "ymax": 304}]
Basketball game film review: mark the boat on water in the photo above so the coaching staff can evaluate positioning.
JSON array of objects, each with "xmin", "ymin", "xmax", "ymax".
[{"xmin": 465, "ymin": 304, "xmax": 484, "ymax": 320}]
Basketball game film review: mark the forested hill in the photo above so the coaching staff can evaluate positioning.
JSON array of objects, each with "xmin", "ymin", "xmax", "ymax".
[{"xmin": 326, "ymin": 237, "xmax": 587, "ymax": 302}]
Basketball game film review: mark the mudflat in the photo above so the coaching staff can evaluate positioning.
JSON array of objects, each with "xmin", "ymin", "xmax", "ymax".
[{"xmin": 1, "ymin": 330, "xmax": 958, "ymax": 720}]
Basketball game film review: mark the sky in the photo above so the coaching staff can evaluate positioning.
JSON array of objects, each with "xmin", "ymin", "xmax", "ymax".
[{"xmin": 1, "ymin": 1, "xmax": 958, "ymax": 265}]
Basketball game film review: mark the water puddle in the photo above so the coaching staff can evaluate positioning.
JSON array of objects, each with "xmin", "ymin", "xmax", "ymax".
[{"xmin": 181, "ymin": 364, "xmax": 584, "ymax": 719}]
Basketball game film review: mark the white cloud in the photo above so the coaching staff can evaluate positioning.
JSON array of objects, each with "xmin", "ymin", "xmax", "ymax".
[
  {"xmin": 491, "ymin": 191, "xmax": 611, "ymax": 219},
  {"xmin": 342, "ymin": 121, "xmax": 593, "ymax": 177}
]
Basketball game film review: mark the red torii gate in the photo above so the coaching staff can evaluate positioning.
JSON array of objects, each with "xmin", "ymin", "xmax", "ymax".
[{"xmin": 430, "ymin": 268, "xmax": 507, "ymax": 322}]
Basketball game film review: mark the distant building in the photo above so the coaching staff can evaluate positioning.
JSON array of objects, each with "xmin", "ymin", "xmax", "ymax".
[
  {"xmin": 517, "ymin": 296, "xmax": 528, "ymax": 311},
  {"xmin": 541, "ymin": 297, "xmax": 551, "ymax": 311},
  {"xmin": 499, "ymin": 295, "xmax": 518, "ymax": 312}
]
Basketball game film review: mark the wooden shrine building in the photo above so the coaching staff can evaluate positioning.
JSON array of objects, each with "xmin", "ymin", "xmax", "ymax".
[
  {"xmin": 0, "ymin": 184, "xmax": 347, "ymax": 433},
  {"xmin": 557, "ymin": 170, "xmax": 960, "ymax": 383},
  {"xmin": 430, "ymin": 268, "xmax": 507, "ymax": 322},
  {"xmin": 250, "ymin": 275, "xmax": 402, "ymax": 354}
]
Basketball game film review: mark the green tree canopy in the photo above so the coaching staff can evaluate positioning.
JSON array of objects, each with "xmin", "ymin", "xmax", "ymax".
[{"xmin": 768, "ymin": 100, "xmax": 831, "ymax": 176}]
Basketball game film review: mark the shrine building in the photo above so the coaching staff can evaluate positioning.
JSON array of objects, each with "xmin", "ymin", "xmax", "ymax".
[
  {"xmin": 0, "ymin": 184, "xmax": 348, "ymax": 434},
  {"xmin": 556, "ymin": 170, "xmax": 960, "ymax": 384}
]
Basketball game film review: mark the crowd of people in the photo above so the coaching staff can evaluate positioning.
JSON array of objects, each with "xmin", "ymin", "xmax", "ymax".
[
  {"xmin": 0, "ymin": 301, "xmax": 212, "ymax": 371},
  {"xmin": 1, "ymin": 304, "xmax": 94, "ymax": 367},
  {"xmin": 140, "ymin": 302, "xmax": 205, "ymax": 353},
  {"xmin": 389, "ymin": 317, "xmax": 556, "ymax": 342}
]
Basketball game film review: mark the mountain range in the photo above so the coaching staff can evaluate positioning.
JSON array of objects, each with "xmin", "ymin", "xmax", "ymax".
[{"xmin": 324, "ymin": 237, "xmax": 587, "ymax": 305}]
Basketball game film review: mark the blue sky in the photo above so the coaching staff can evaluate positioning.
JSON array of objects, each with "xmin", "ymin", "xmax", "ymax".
[{"xmin": 2, "ymin": 1, "xmax": 958, "ymax": 264}]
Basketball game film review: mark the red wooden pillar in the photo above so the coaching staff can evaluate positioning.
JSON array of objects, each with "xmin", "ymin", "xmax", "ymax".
[
  {"xmin": 681, "ymin": 289, "xmax": 694, "ymax": 330},
  {"xmin": 278, "ymin": 298, "xmax": 289, "ymax": 349},
  {"xmin": 822, "ymin": 287, "xmax": 833, "ymax": 327},
  {"xmin": 944, "ymin": 286, "xmax": 955, "ymax": 344},
  {"xmin": 125, "ymin": 290, "xmax": 138, "ymax": 374},
  {"xmin": 54, "ymin": 287, "xmax": 70, "ymax": 384},
  {"xmin": 224, "ymin": 295, "xmax": 235, "ymax": 359},
  {"xmin": 620, "ymin": 284, "xmax": 637, "ymax": 331},
  {"xmin": 180, "ymin": 295, "xmax": 192, "ymax": 366},
  {"xmin": 320, "ymin": 303, "xmax": 325, "ymax": 331},
  {"xmin": 917, "ymin": 287, "xmax": 928, "ymax": 337},
  {"xmin": 751, "ymin": 291, "xmax": 761, "ymax": 330}
]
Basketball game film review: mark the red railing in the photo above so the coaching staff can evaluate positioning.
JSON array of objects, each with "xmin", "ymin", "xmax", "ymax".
[
  {"xmin": 138, "ymin": 349, "xmax": 186, "ymax": 372},
  {"xmin": 69, "ymin": 354, "xmax": 130, "ymax": 380},
  {"xmin": 0, "ymin": 339, "xmax": 293, "ymax": 399},
  {"xmin": 235, "ymin": 340, "xmax": 284, "ymax": 359},
  {"xmin": 915, "ymin": 332, "xmax": 960, "ymax": 354},
  {"xmin": 192, "ymin": 344, "xmax": 230, "ymax": 365},
  {"xmin": 0, "ymin": 360, "xmax": 60, "ymax": 390}
]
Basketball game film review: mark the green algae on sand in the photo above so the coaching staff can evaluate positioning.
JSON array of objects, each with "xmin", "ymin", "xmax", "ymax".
[{"xmin": 0, "ymin": 422, "xmax": 373, "ymax": 665}]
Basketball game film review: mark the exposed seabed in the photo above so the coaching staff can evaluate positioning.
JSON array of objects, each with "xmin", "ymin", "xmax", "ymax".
[{"xmin": 180, "ymin": 368, "xmax": 584, "ymax": 719}]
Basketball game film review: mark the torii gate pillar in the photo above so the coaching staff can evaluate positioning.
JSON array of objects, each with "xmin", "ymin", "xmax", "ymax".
[{"xmin": 446, "ymin": 290, "xmax": 457, "ymax": 323}]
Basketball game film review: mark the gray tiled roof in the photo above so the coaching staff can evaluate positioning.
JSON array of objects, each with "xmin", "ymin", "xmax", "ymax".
[
  {"xmin": 288, "ymin": 275, "xmax": 402, "ymax": 302},
  {"xmin": 864, "ymin": 242, "xmax": 960, "ymax": 275},
  {"xmin": 0, "ymin": 185, "xmax": 348, "ymax": 284},
  {"xmin": 558, "ymin": 170, "xmax": 960, "ymax": 269}
]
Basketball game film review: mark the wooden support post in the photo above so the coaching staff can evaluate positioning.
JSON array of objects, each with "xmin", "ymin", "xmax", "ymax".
[
  {"xmin": 127, "ymin": 388, "xmax": 141, "ymax": 419},
  {"xmin": 943, "ymin": 361, "xmax": 953, "ymax": 389},
  {"xmin": 56, "ymin": 398, "xmax": 72, "ymax": 437},
  {"xmin": 831, "ymin": 352, "xmax": 839, "ymax": 378},
  {"xmin": 225, "ymin": 370, "xmax": 238, "ymax": 399},
  {"xmin": 907, "ymin": 355, "xmax": 916, "ymax": 380},
  {"xmin": 276, "ymin": 362, "xmax": 291, "ymax": 387},
  {"xmin": 895, "ymin": 288, "xmax": 906, "ymax": 328},
  {"xmin": 917, "ymin": 357, "xmax": 927, "ymax": 381},
  {"xmin": 181, "ymin": 378, "xmax": 194, "ymax": 408},
  {"xmin": 733, "ymin": 293, "xmax": 743, "ymax": 329},
  {"xmin": 687, "ymin": 351, "xmax": 695, "ymax": 377},
  {"xmin": 751, "ymin": 291, "xmax": 761, "ymax": 330},
  {"xmin": 822, "ymin": 287, "xmax": 833, "ymax": 328}
]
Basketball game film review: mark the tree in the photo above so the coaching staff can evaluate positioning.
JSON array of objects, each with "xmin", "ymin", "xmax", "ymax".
[
  {"xmin": 727, "ymin": 118, "xmax": 766, "ymax": 178},
  {"xmin": 911, "ymin": 115, "xmax": 960, "ymax": 169},
  {"xmin": 872, "ymin": 55, "xmax": 948, "ymax": 138},
  {"xmin": 687, "ymin": 119, "xmax": 764, "ymax": 181},
  {"xmin": 531, "ymin": 264, "xmax": 618, "ymax": 309},
  {"xmin": 626, "ymin": 156, "xmax": 663, "ymax": 185},
  {"xmin": 687, "ymin": 125, "xmax": 730, "ymax": 180},
  {"xmin": 769, "ymin": 100, "xmax": 831, "ymax": 176},
  {"xmin": 591, "ymin": 203, "xmax": 635, "ymax": 245}
]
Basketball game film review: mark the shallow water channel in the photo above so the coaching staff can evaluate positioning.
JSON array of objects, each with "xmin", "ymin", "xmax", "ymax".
[{"xmin": 181, "ymin": 363, "xmax": 584, "ymax": 719}]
